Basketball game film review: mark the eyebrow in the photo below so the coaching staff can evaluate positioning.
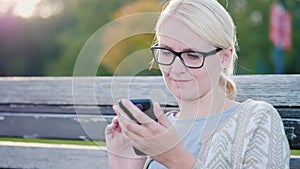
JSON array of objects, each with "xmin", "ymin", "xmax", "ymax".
[{"xmin": 159, "ymin": 43, "xmax": 196, "ymax": 52}]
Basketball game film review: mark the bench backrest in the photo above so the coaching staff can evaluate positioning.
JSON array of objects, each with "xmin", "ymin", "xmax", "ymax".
[{"xmin": 0, "ymin": 75, "xmax": 299, "ymax": 149}]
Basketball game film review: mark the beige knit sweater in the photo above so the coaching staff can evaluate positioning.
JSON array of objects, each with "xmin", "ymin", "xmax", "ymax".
[{"xmin": 143, "ymin": 99, "xmax": 290, "ymax": 169}]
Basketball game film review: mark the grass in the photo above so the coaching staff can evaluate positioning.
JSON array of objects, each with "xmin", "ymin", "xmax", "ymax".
[
  {"xmin": 0, "ymin": 137, "xmax": 106, "ymax": 146},
  {"xmin": 0, "ymin": 137, "xmax": 299, "ymax": 156},
  {"xmin": 291, "ymin": 150, "xmax": 300, "ymax": 156}
]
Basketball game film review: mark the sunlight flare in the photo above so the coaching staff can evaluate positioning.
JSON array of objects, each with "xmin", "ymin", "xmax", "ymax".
[{"xmin": 14, "ymin": 0, "xmax": 41, "ymax": 18}]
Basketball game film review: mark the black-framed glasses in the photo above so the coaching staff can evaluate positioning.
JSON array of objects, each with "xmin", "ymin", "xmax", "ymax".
[{"xmin": 151, "ymin": 44, "xmax": 222, "ymax": 69}]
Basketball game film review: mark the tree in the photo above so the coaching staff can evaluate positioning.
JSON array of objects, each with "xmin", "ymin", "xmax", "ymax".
[
  {"xmin": 97, "ymin": 0, "xmax": 162, "ymax": 76},
  {"xmin": 49, "ymin": 0, "xmax": 137, "ymax": 76}
]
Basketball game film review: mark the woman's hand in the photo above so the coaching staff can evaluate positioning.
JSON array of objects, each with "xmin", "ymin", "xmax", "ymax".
[
  {"xmin": 115, "ymin": 100, "xmax": 196, "ymax": 168},
  {"xmin": 105, "ymin": 116, "xmax": 147, "ymax": 169}
]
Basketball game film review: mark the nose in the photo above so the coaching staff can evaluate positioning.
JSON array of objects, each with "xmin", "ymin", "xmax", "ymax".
[{"xmin": 170, "ymin": 57, "xmax": 186, "ymax": 74}]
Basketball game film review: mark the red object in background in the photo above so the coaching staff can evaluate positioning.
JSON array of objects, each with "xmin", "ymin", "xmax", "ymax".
[{"xmin": 269, "ymin": 3, "xmax": 292, "ymax": 50}]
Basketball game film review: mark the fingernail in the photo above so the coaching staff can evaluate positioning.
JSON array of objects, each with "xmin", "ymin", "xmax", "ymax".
[{"xmin": 122, "ymin": 99, "xmax": 129, "ymax": 104}]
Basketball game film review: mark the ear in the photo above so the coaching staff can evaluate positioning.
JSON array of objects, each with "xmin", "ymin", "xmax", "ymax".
[{"xmin": 219, "ymin": 47, "xmax": 233, "ymax": 69}]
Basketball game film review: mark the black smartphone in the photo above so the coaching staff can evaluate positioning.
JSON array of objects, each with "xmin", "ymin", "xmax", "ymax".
[
  {"xmin": 118, "ymin": 99, "xmax": 157, "ymax": 124},
  {"xmin": 118, "ymin": 99, "xmax": 157, "ymax": 155}
]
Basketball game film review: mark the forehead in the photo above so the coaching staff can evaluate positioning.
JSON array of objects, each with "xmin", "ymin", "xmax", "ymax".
[{"xmin": 157, "ymin": 17, "xmax": 212, "ymax": 50}]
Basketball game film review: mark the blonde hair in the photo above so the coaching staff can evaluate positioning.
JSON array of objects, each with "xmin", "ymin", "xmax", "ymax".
[{"xmin": 155, "ymin": 0, "xmax": 238, "ymax": 99}]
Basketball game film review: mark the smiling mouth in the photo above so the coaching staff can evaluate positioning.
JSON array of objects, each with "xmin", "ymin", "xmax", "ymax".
[
  {"xmin": 173, "ymin": 79, "xmax": 191, "ymax": 82},
  {"xmin": 169, "ymin": 76, "xmax": 192, "ymax": 82}
]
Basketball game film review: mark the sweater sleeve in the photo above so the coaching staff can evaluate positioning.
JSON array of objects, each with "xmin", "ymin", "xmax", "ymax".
[{"xmin": 242, "ymin": 103, "xmax": 290, "ymax": 169}]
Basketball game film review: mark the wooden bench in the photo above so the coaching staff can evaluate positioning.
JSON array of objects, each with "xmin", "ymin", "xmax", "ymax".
[{"xmin": 0, "ymin": 75, "xmax": 299, "ymax": 168}]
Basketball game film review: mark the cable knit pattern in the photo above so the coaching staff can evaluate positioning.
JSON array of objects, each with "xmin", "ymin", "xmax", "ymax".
[{"xmin": 143, "ymin": 99, "xmax": 290, "ymax": 169}]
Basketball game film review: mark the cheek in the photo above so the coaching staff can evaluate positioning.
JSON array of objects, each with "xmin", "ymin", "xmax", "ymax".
[
  {"xmin": 192, "ymin": 69, "xmax": 211, "ymax": 91},
  {"xmin": 159, "ymin": 64, "xmax": 170, "ymax": 73},
  {"xmin": 192, "ymin": 62, "xmax": 221, "ymax": 90},
  {"xmin": 160, "ymin": 69, "xmax": 170, "ymax": 84}
]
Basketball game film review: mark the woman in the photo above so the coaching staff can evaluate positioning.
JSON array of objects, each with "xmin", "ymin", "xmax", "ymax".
[{"xmin": 105, "ymin": 0, "xmax": 290, "ymax": 168}]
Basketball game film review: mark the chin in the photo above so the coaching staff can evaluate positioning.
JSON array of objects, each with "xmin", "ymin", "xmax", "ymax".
[
  {"xmin": 177, "ymin": 93, "xmax": 202, "ymax": 101},
  {"xmin": 169, "ymin": 85, "xmax": 203, "ymax": 101}
]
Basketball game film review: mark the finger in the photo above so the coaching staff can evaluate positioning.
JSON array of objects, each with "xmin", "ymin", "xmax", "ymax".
[
  {"xmin": 105, "ymin": 123, "xmax": 116, "ymax": 139},
  {"xmin": 112, "ymin": 116, "xmax": 118, "ymax": 124},
  {"xmin": 114, "ymin": 105, "xmax": 142, "ymax": 135},
  {"xmin": 105, "ymin": 116, "xmax": 121, "ymax": 139},
  {"xmin": 113, "ymin": 105, "xmax": 131, "ymax": 121},
  {"xmin": 111, "ymin": 116, "xmax": 121, "ymax": 132},
  {"xmin": 113, "ymin": 105, "xmax": 129, "ymax": 129},
  {"xmin": 114, "ymin": 104, "xmax": 153, "ymax": 139},
  {"xmin": 106, "ymin": 116, "xmax": 117, "ymax": 134},
  {"xmin": 153, "ymin": 102, "xmax": 172, "ymax": 128}
]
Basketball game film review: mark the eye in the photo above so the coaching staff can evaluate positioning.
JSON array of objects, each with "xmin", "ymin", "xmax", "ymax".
[
  {"xmin": 186, "ymin": 52, "xmax": 202, "ymax": 60},
  {"xmin": 161, "ymin": 50, "xmax": 173, "ymax": 56}
]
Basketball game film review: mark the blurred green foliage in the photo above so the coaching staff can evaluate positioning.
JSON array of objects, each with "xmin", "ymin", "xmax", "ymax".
[
  {"xmin": 0, "ymin": 0, "xmax": 299, "ymax": 76},
  {"xmin": 220, "ymin": 0, "xmax": 300, "ymax": 74}
]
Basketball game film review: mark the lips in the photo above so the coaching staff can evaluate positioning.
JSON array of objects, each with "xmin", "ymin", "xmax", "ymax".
[
  {"xmin": 169, "ymin": 76, "xmax": 192, "ymax": 83},
  {"xmin": 173, "ymin": 79, "xmax": 191, "ymax": 82}
]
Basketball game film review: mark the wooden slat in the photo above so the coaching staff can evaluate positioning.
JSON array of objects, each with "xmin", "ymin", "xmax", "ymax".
[
  {"xmin": 0, "ymin": 143, "xmax": 108, "ymax": 169},
  {"xmin": 0, "ymin": 112, "xmax": 299, "ymax": 148},
  {"xmin": 0, "ymin": 112, "xmax": 111, "ymax": 141},
  {"xmin": 0, "ymin": 143, "xmax": 299, "ymax": 169},
  {"xmin": 0, "ymin": 75, "xmax": 299, "ymax": 106},
  {"xmin": 234, "ymin": 75, "xmax": 300, "ymax": 107}
]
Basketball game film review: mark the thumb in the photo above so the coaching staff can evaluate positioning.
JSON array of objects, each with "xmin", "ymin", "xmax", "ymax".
[{"xmin": 153, "ymin": 102, "xmax": 172, "ymax": 128}]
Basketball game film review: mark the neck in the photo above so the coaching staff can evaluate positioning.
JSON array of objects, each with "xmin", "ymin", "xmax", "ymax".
[{"xmin": 176, "ymin": 87, "xmax": 229, "ymax": 119}]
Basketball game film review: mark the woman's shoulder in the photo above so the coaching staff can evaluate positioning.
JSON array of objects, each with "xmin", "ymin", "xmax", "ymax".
[
  {"xmin": 238, "ymin": 99, "xmax": 282, "ymax": 122},
  {"xmin": 241, "ymin": 99, "xmax": 277, "ymax": 112}
]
